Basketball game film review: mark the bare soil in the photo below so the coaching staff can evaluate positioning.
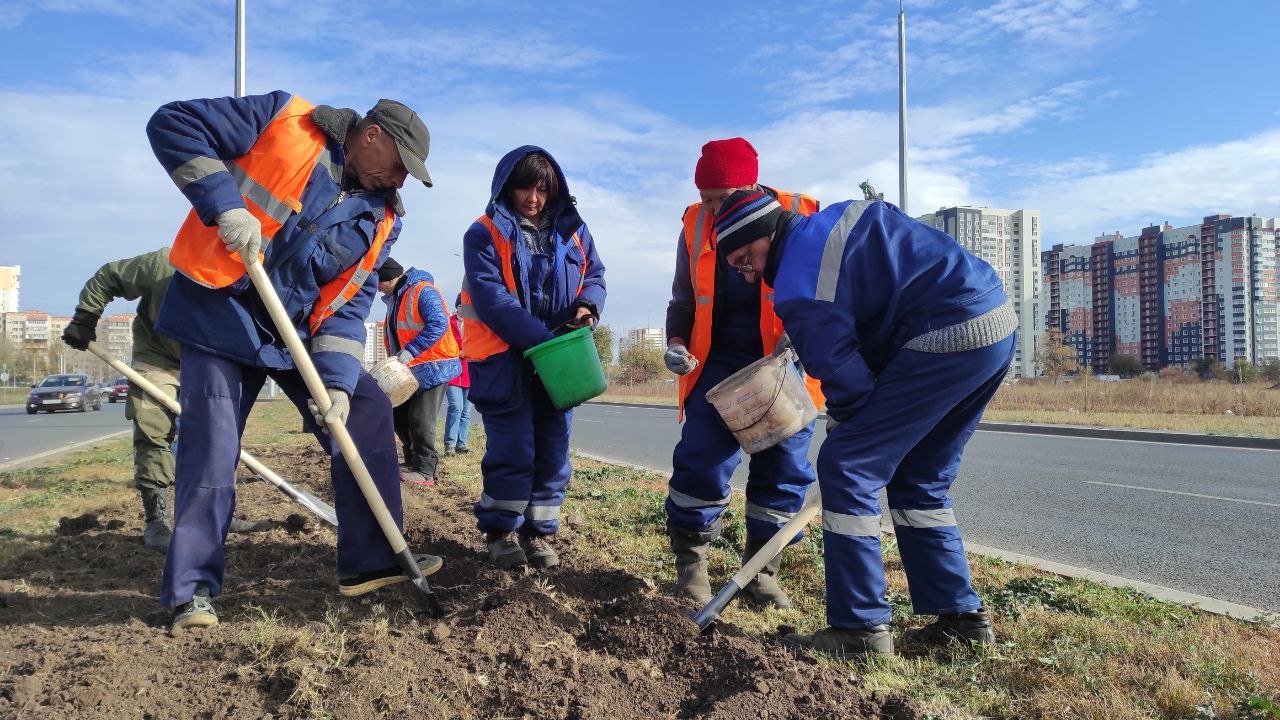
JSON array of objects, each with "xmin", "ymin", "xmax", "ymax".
[{"xmin": 0, "ymin": 440, "xmax": 917, "ymax": 719}]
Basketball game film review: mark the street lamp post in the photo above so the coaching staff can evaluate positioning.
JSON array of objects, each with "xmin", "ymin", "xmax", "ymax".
[{"xmin": 897, "ymin": 0, "xmax": 909, "ymax": 215}]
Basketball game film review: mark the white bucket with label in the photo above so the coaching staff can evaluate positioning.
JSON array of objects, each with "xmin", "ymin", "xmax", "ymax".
[
  {"xmin": 705, "ymin": 348, "xmax": 818, "ymax": 454},
  {"xmin": 370, "ymin": 357, "xmax": 419, "ymax": 407}
]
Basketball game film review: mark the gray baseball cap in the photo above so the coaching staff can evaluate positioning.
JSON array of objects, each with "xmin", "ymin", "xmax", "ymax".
[{"xmin": 366, "ymin": 99, "xmax": 433, "ymax": 187}]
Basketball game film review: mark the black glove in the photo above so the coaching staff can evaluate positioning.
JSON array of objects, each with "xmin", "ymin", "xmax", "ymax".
[{"xmin": 61, "ymin": 308, "xmax": 100, "ymax": 351}]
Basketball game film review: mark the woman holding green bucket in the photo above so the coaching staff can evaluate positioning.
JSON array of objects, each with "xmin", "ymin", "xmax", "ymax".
[{"xmin": 458, "ymin": 146, "xmax": 607, "ymax": 570}]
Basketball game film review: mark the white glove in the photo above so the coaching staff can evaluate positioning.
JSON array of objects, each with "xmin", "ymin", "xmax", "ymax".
[
  {"xmin": 308, "ymin": 388, "xmax": 351, "ymax": 431},
  {"xmin": 216, "ymin": 208, "xmax": 263, "ymax": 263},
  {"xmin": 664, "ymin": 343, "xmax": 698, "ymax": 376},
  {"xmin": 396, "ymin": 350, "xmax": 414, "ymax": 365}
]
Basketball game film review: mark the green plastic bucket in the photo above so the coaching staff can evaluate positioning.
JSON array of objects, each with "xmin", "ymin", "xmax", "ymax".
[{"xmin": 523, "ymin": 326, "xmax": 608, "ymax": 410}]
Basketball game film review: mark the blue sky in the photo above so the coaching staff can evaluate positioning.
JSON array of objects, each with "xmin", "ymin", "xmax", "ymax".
[{"xmin": 2, "ymin": 0, "xmax": 1279, "ymax": 337}]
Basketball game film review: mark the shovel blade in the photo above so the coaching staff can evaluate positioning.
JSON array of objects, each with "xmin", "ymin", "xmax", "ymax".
[
  {"xmin": 295, "ymin": 489, "xmax": 339, "ymax": 527},
  {"xmin": 395, "ymin": 548, "xmax": 446, "ymax": 618}
]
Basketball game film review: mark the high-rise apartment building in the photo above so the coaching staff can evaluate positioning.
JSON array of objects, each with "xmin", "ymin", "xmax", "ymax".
[
  {"xmin": 0, "ymin": 266, "xmax": 18, "ymax": 313},
  {"xmin": 1042, "ymin": 214, "xmax": 1279, "ymax": 372},
  {"xmin": 619, "ymin": 327, "xmax": 664, "ymax": 357},
  {"xmin": 917, "ymin": 206, "xmax": 1042, "ymax": 376},
  {"xmin": 362, "ymin": 320, "xmax": 388, "ymax": 368}
]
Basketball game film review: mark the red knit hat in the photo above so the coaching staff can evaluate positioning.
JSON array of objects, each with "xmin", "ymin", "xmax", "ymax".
[{"xmin": 694, "ymin": 137, "xmax": 759, "ymax": 189}]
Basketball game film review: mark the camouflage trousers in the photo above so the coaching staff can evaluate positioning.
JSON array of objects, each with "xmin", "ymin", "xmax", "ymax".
[{"xmin": 125, "ymin": 366, "xmax": 179, "ymax": 492}]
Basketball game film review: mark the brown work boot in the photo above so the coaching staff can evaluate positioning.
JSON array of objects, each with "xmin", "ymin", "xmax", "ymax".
[
  {"xmin": 741, "ymin": 533, "xmax": 792, "ymax": 609},
  {"xmin": 782, "ymin": 625, "xmax": 894, "ymax": 659},
  {"xmin": 668, "ymin": 527, "xmax": 713, "ymax": 604},
  {"xmin": 520, "ymin": 534, "xmax": 560, "ymax": 569},
  {"xmin": 901, "ymin": 609, "xmax": 996, "ymax": 647}
]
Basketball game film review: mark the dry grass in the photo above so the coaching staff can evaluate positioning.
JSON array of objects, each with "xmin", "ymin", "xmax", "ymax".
[
  {"xmin": 5, "ymin": 401, "xmax": 1278, "ymax": 719},
  {"xmin": 557, "ymin": 458, "xmax": 1280, "ymax": 720}
]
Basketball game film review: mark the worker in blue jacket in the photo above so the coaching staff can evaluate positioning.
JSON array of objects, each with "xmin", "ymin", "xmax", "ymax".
[
  {"xmin": 148, "ymin": 90, "xmax": 443, "ymax": 631},
  {"xmin": 712, "ymin": 190, "xmax": 1018, "ymax": 658},
  {"xmin": 378, "ymin": 258, "xmax": 462, "ymax": 486},
  {"xmin": 458, "ymin": 147, "xmax": 606, "ymax": 570}
]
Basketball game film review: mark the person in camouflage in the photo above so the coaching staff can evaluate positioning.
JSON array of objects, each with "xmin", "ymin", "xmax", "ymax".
[{"xmin": 62, "ymin": 248, "xmax": 268, "ymax": 551}]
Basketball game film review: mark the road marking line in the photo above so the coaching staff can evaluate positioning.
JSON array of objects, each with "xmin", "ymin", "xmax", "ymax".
[{"xmin": 1084, "ymin": 480, "xmax": 1280, "ymax": 508}]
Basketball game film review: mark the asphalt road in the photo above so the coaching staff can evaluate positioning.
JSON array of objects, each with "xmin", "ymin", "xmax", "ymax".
[
  {"xmin": 0, "ymin": 399, "xmax": 129, "ymax": 470},
  {"xmin": 570, "ymin": 403, "xmax": 1280, "ymax": 613}
]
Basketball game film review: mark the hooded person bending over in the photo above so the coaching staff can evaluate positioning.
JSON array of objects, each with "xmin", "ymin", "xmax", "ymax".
[
  {"xmin": 712, "ymin": 189, "xmax": 1017, "ymax": 658},
  {"xmin": 459, "ymin": 147, "xmax": 606, "ymax": 570}
]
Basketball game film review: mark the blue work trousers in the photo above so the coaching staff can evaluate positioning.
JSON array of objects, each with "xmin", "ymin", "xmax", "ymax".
[
  {"xmin": 818, "ymin": 334, "xmax": 1015, "ymax": 629},
  {"xmin": 160, "ymin": 346, "xmax": 403, "ymax": 607},
  {"xmin": 667, "ymin": 358, "xmax": 816, "ymax": 542},
  {"xmin": 444, "ymin": 385, "xmax": 473, "ymax": 450},
  {"xmin": 473, "ymin": 379, "xmax": 571, "ymax": 537}
]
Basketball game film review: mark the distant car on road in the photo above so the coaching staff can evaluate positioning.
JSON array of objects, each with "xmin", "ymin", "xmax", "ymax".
[
  {"xmin": 25, "ymin": 374, "xmax": 103, "ymax": 414},
  {"xmin": 108, "ymin": 377, "xmax": 129, "ymax": 403}
]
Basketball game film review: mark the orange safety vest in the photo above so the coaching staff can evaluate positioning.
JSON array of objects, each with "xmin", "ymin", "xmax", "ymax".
[
  {"xmin": 385, "ymin": 278, "xmax": 461, "ymax": 364},
  {"xmin": 458, "ymin": 214, "xmax": 586, "ymax": 362},
  {"xmin": 678, "ymin": 189, "xmax": 825, "ymax": 418},
  {"xmin": 167, "ymin": 93, "xmax": 396, "ymax": 335}
]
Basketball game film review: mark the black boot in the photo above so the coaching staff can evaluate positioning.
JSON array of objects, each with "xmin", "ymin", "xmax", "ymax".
[
  {"xmin": 741, "ymin": 533, "xmax": 792, "ymax": 609},
  {"xmin": 901, "ymin": 609, "xmax": 996, "ymax": 646},
  {"xmin": 782, "ymin": 625, "xmax": 895, "ymax": 658},
  {"xmin": 140, "ymin": 487, "xmax": 171, "ymax": 552}
]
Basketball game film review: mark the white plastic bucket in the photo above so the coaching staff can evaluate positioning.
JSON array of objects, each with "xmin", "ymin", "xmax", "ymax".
[
  {"xmin": 704, "ymin": 348, "xmax": 818, "ymax": 454},
  {"xmin": 370, "ymin": 357, "xmax": 419, "ymax": 407}
]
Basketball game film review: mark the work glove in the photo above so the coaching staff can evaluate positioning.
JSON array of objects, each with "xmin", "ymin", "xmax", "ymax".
[
  {"xmin": 215, "ymin": 208, "xmax": 263, "ymax": 264},
  {"xmin": 664, "ymin": 343, "xmax": 698, "ymax": 376},
  {"xmin": 396, "ymin": 350, "xmax": 414, "ymax": 365},
  {"xmin": 61, "ymin": 308, "xmax": 100, "ymax": 351},
  {"xmin": 307, "ymin": 388, "xmax": 351, "ymax": 432}
]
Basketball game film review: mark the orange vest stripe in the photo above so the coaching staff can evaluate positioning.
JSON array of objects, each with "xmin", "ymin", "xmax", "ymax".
[
  {"xmin": 386, "ymin": 279, "xmax": 461, "ymax": 364},
  {"xmin": 459, "ymin": 215, "xmax": 588, "ymax": 362},
  {"xmin": 308, "ymin": 207, "xmax": 397, "ymax": 333},
  {"xmin": 171, "ymin": 95, "xmax": 330, "ymax": 288},
  {"xmin": 677, "ymin": 190, "xmax": 825, "ymax": 418}
]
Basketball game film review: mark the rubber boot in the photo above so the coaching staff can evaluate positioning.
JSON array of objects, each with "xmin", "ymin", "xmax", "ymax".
[
  {"xmin": 668, "ymin": 527, "xmax": 713, "ymax": 604},
  {"xmin": 140, "ymin": 487, "xmax": 171, "ymax": 552},
  {"xmin": 741, "ymin": 533, "xmax": 792, "ymax": 609}
]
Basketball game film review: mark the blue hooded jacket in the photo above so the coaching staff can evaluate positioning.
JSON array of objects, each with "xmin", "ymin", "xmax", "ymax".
[
  {"xmin": 770, "ymin": 200, "xmax": 1007, "ymax": 422},
  {"xmin": 462, "ymin": 146, "xmax": 606, "ymax": 413},
  {"xmin": 147, "ymin": 91, "xmax": 399, "ymax": 394},
  {"xmin": 383, "ymin": 267, "xmax": 462, "ymax": 389}
]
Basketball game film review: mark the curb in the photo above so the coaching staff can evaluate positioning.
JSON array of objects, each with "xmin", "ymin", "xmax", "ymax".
[
  {"xmin": 571, "ymin": 448, "xmax": 1277, "ymax": 625},
  {"xmin": 961, "ymin": 541, "xmax": 1273, "ymax": 624},
  {"xmin": 0, "ymin": 429, "xmax": 131, "ymax": 473},
  {"xmin": 585, "ymin": 401, "xmax": 1280, "ymax": 450}
]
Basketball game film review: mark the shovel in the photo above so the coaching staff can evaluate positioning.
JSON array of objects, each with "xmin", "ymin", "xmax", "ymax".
[
  {"xmin": 689, "ymin": 492, "xmax": 823, "ymax": 633},
  {"xmin": 87, "ymin": 341, "xmax": 339, "ymax": 527},
  {"xmin": 243, "ymin": 260, "xmax": 444, "ymax": 617}
]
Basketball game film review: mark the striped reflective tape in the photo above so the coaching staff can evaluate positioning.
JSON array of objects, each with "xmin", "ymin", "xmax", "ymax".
[
  {"xmin": 745, "ymin": 502, "xmax": 796, "ymax": 525},
  {"xmin": 525, "ymin": 505, "xmax": 561, "ymax": 521},
  {"xmin": 815, "ymin": 201, "xmax": 871, "ymax": 302},
  {"xmin": 479, "ymin": 493, "xmax": 528, "ymax": 513},
  {"xmin": 170, "ymin": 156, "xmax": 227, "ymax": 190},
  {"xmin": 889, "ymin": 507, "xmax": 956, "ymax": 529},
  {"xmin": 226, "ymin": 163, "xmax": 295, "ymax": 226},
  {"xmin": 667, "ymin": 487, "xmax": 730, "ymax": 509},
  {"xmin": 821, "ymin": 510, "xmax": 881, "ymax": 537},
  {"xmin": 310, "ymin": 335, "xmax": 365, "ymax": 359}
]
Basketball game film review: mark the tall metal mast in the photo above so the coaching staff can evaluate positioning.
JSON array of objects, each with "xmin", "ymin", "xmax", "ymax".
[
  {"xmin": 234, "ymin": 0, "xmax": 246, "ymax": 97},
  {"xmin": 897, "ymin": 0, "xmax": 909, "ymax": 214}
]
